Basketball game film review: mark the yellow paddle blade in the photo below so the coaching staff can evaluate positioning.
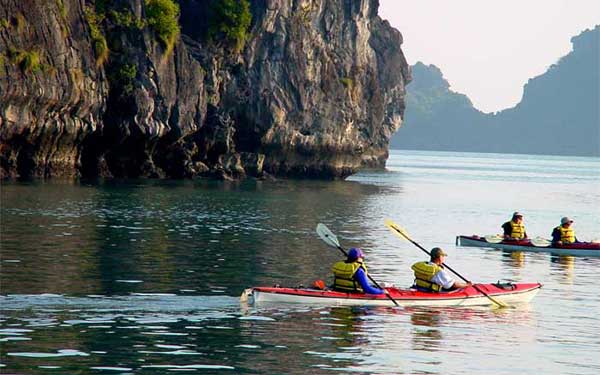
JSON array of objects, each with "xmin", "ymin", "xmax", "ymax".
[{"xmin": 384, "ymin": 219, "xmax": 410, "ymax": 240}]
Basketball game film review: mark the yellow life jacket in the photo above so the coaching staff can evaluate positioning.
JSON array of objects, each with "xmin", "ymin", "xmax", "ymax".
[
  {"xmin": 508, "ymin": 220, "xmax": 526, "ymax": 239},
  {"xmin": 332, "ymin": 261, "xmax": 368, "ymax": 292},
  {"xmin": 411, "ymin": 261, "xmax": 443, "ymax": 292},
  {"xmin": 556, "ymin": 225, "xmax": 575, "ymax": 243}
]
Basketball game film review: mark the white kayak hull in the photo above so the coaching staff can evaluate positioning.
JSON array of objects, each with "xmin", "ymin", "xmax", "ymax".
[
  {"xmin": 242, "ymin": 284, "xmax": 542, "ymax": 307},
  {"xmin": 456, "ymin": 236, "xmax": 600, "ymax": 257}
]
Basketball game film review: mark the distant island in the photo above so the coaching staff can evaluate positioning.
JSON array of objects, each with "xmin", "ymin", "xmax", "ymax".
[{"xmin": 391, "ymin": 25, "xmax": 599, "ymax": 157}]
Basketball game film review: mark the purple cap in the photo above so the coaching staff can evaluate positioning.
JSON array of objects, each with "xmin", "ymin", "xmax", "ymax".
[{"xmin": 347, "ymin": 248, "xmax": 364, "ymax": 260}]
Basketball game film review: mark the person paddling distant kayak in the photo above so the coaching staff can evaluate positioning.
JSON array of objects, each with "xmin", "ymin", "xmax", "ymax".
[
  {"xmin": 331, "ymin": 248, "xmax": 385, "ymax": 295},
  {"xmin": 502, "ymin": 212, "xmax": 528, "ymax": 240},
  {"xmin": 411, "ymin": 248, "xmax": 472, "ymax": 292},
  {"xmin": 551, "ymin": 217, "xmax": 579, "ymax": 246}
]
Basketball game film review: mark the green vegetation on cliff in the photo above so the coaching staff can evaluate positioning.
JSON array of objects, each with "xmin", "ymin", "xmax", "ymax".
[
  {"xmin": 109, "ymin": 9, "xmax": 145, "ymax": 29},
  {"xmin": 7, "ymin": 47, "xmax": 42, "ymax": 74},
  {"xmin": 85, "ymin": 0, "xmax": 180, "ymax": 62},
  {"xmin": 339, "ymin": 77, "xmax": 353, "ymax": 88},
  {"xmin": 56, "ymin": 0, "xmax": 69, "ymax": 36},
  {"xmin": 15, "ymin": 13, "xmax": 26, "ymax": 33},
  {"xmin": 108, "ymin": 63, "xmax": 137, "ymax": 96},
  {"xmin": 145, "ymin": 0, "xmax": 180, "ymax": 54},
  {"xmin": 19, "ymin": 50, "xmax": 41, "ymax": 73},
  {"xmin": 209, "ymin": 0, "xmax": 252, "ymax": 52},
  {"xmin": 84, "ymin": 7, "xmax": 109, "ymax": 66}
]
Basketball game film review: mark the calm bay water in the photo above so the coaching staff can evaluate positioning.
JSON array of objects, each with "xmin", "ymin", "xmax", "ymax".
[{"xmin": 1, "ymin": 150, "xmax": 599, "ymax": 374}]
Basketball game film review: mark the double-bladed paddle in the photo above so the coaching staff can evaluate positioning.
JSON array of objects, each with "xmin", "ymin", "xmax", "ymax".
[
  {"xmin": 316, "ymin": 223, "xmax": 400, "ymax": 307},
  {"xmin": 385, "ymin": 219, "xmax": 510, "ymax": 308}
]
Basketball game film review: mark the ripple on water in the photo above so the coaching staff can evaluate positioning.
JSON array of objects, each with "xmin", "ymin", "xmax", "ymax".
[
  {"xmin": 129, "ymin": 317, "xmax": 179, "ymax": 324},
  {"xmin": 203, "ymin": 326, "xmax": 233, "ymax": 330},
  {"xmin": 235, "ymin": 344, "xmax": 261, "ymax": 349},
  {"xmin": 90, "ymin": 367, "xmax": 133, "ymax": 371},
  {"xmin": 155, "ymin": 344, "xmax": 186, "ymax": 349},
  {"xmin": 0, "ymin": 337, "xmax": 31, "ymax": 342},
  {"xmin": 8, "ymin": 349, "xmax": 90, "ymax": 357},
  {"xmin": 116, "ymin": 280, "xmax": 144, "ymax": 283},
  {"xmin": 138, "ymin": 349, "xmax": 203, "ymax": 355},
  {"xmin": 140, "ymin": 364, "xmax": 234, "ymax": 370},
  {"xmin": 141, "ymin": 331, "xmax": 188, "ymax": 336},
  {"xmin": 0, "ymin": 328, "xmax": 33, "ymax": 334},
  {"xmin": 64, "ymin": 319, "xmax": 116, "ymax": 325},
  {"xmin": 238, "ymin": 315, "xmax": 276, "ymax": 321}
]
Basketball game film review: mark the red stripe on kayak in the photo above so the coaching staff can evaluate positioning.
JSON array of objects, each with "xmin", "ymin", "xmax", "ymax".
[{"xmin": 252, "ymin": 283, "xmax": 542, "ymax": 300}]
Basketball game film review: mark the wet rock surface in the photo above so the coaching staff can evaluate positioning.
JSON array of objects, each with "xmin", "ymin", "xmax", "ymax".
[{"xmin": 0, "ymin": 0, "xmax": 410, "ymax": 180}]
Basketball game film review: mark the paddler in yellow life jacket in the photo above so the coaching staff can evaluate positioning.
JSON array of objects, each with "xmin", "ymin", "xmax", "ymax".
[
  {"xmin": 502, "ymin": 212, "xmax": 528, "ymax": 240},
  {"xmin": 551, "ymin": 217, "xmax": 578, "ymax": 246},
  {"xmin": 411, "ymin": 247, "xmax": 471, "ymax": 292},
  {"xmin": 331, "ymin": 248, "xmax": 385, "ymax": 295}
]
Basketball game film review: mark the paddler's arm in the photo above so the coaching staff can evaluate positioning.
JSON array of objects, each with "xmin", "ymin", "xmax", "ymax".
[
  {"xmin": 433, "ymin": 270, "xmax": 471, "ymax": 290},
  {"xmin": 354, "ymin": 268, "xmax": 384, "ymax": 295},
  {"xmin": 451, "ymin": 280, "xmax": 472, "ymax": 289},
  {"xmin": 501, "ymin": 222, "xmax": 511, "ymax": 238},
  {"xmin": 551, "ymin": 227, "xmax": 561, "ymax": 245}
]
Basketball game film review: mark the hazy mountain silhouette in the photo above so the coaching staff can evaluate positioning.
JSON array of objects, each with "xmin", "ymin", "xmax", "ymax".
[{"xmin": 391, "ymin": 26, "xmax": 599, "ymax": 156}]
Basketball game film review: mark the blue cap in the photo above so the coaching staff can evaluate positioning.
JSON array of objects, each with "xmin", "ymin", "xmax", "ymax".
[{"xmin": 347, "ymin": 248, "xmax": 364, "ymax": 260}]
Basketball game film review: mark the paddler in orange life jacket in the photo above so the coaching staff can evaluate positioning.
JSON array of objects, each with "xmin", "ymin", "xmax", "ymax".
[
  {"xmin": 411, "ymin": 247, "xmax": 471, "ymax": 292},
  {"xmin": 551, "ymin": 217, "xmax": 579, "ymax": 246},
  {"xmin": 331, "ymin": 248, "xmax": 385, "ymax": 295},
  {"xmin": 502, "ymin": 212, "xmax": 528, "ymax": 240}
]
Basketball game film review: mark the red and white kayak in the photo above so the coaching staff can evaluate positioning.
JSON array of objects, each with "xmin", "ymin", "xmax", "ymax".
[
  {"xmin": 241, "ymin": 283, "xmax": 542, "ymax": 307},
  {"xmin": 456, "ymin": 235, "xmax": 600, "ymax": 257}
]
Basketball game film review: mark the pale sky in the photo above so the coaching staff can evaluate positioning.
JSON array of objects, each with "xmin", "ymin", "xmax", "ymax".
[{"xmin": 379, "ymin": 0, "xmax": 600, "ymax": 113}]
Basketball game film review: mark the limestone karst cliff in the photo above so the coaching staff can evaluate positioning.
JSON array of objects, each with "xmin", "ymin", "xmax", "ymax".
[{"xmin": 0, "ymin": 0, "xmax": 410, "ymax": 179}]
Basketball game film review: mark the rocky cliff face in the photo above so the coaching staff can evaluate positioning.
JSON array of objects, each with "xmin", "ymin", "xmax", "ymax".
[
  {"xmin": 0, "ymin": 0, "xmax": 107, "ymax": 178},
  {"xmin": 0, "ymin": 0, "xmax": 410, "ymax": 180}
]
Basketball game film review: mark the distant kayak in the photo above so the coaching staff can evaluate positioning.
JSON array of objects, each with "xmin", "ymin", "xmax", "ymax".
[
  {"xmin": 241, "ymin": 283, "xmax": 542, "ymax": 307},
  {"xmin": 456, "ymin": 235, "xmax": 600, "ymax": 257}
]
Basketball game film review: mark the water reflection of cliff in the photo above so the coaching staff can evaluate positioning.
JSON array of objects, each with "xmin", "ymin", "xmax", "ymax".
[
  {"xmin": 247, "ymin": 180, "xmax": 395, "ymax": 289},
  {"xmin": 0, "ymin": 179, "xmax": 393, "ymax": 295},
  {"xmin": 0, "ymin": 181, "xmax": 103, "ymax": 294}
]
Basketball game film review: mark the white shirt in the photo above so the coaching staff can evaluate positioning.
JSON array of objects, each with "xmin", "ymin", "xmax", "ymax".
[{"xmin": 431, "ymin": 267, "xmax": 455, "ymax": 289}]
